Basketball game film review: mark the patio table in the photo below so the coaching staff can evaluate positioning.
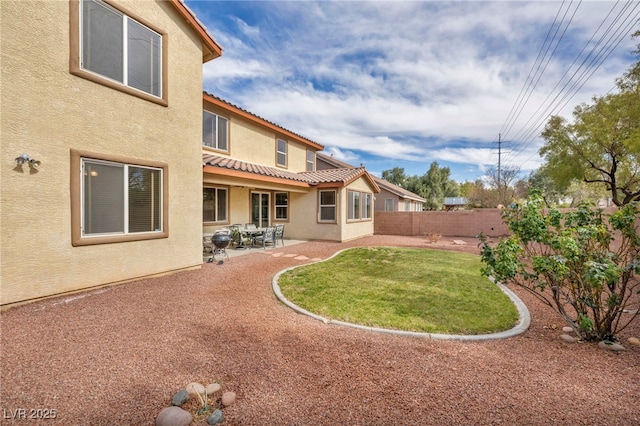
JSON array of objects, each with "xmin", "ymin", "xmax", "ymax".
[{"xmin": 241, "ymin": 228, "xmax": 265, "ymax": 247}]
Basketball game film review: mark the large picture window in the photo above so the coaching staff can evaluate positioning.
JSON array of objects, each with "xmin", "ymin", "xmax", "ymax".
[
  {"xmin": 71, "ymin": 150, "xmax": 168, "ymax": 246},
  {"xmin": 82, "ymin": 159, "xmax": 162, "ymax": 235},
  {"xmin": 203, "ymin": 187, "xmax": 228, "ymax": 222},
  {"xmin": 275, "ymin": 192, "xmax": 289, "ymax": 220},
  {"xmin": 348, "ymin": 190, "xmax": 373, "ymax": 221},
  {"xmin": 72, "ymin": 0, "xmax": 165, "ymax": 103},
  {"xmin": 318, "ymin": 190, "xmax": 336, "ymax": 222},
  {"xmin": 202, "ymin": 111, "xmax": 228, "ymax": 151}
]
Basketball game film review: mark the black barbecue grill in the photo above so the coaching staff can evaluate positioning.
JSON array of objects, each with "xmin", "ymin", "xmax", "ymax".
[{"xmin": 208, "ymin": 232, "xmax": 230, "ymax": 264}]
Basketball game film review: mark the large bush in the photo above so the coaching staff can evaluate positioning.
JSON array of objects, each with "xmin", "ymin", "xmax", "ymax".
[{"xmin": 478, "ymin": 195, "xmax": 639, "ymax": 342}]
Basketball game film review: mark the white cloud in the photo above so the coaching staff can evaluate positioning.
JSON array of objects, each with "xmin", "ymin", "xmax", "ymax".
[{"xmin": 191, "ymin": 0, "xmax": 638, "ymax": 181}]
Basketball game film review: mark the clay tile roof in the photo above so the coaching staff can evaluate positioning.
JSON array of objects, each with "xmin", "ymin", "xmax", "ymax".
[
  {"xmin": 203, "ymin": 154, "xmax": 310, "ymax": 182},
  {"xmin": 299, "ymin": 167, "xmax": 367, "ymax": 184},
  {"xmin": 203, "ymin": 154, "xmax": 378, "ymax": 190}
]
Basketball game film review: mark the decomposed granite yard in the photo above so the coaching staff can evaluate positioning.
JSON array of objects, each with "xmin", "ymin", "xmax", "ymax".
[{"xmin": 1, "ymin": 235, "xmax": 638, "ymax": 425}]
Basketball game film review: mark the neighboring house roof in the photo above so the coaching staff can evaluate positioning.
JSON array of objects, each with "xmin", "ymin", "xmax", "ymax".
[
  {"xmin": 372, "ymin": 176, "xmax": 426, "ymax": 203},
  {"xmin": 203, "ymin": 154, "xmax": 379, "ymax": 191},
  {"xmin": 203, "ymin": 92, "xmax": 324, "ymax": 151},
  {"xmin": 316, "ymin": 152, "xmax": 418, "ymax": 200},
  {"xmin": 170, "ymin": 0, "xmax": 222, "ymax": 62},
  {"xmin": 316, "ymin": 152, "xmax": 357, "ymax": 169}
]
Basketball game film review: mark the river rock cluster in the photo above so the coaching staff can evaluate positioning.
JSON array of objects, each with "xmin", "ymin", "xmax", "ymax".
[
  {"xmin": 557, "ymin": 325, "xmax": 640, "ymax": 351},
  {"xmin": 155, "ymin": 381, "xmax": 236, "ymax": 426}
]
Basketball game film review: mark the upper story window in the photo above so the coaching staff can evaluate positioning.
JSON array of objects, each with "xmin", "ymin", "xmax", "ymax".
[
  {"xmin": 276, "ymin": 138, "xmax": 287, "ymax": 167},
  {"xmin": 306, "ymin": 150, "xmax": 315, "ymax": 171},
  {"xmin": 72, "ymin": 0, "xmax": 166, "ymax": 104},
  {"xmin": 203, "ymin": 111, "xmax": 228, "ymax": 151}
]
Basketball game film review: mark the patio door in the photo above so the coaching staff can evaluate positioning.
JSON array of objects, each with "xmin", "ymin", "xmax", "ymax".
[{"xmin": 251, "ymin": 192, "xmax": 270, "ymax": 228}]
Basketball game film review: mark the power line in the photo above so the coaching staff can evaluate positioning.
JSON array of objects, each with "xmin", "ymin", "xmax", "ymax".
[
  {"xmin": 497, "ymin": 1, "xmax": 577, "ymax": 140},
  {"xmin": 499, "ymin": 0, "xmax": 640, "ymax": 169}
]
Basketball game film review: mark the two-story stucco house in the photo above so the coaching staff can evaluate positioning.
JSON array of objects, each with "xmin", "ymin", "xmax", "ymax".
[
  {"xmin": 1, "ymin": 0, "xmax": 222, "ymax": 306},
  {"xmin": 201, "ymin": 94, "xmax": 379, "ymax": 242},
  {"xmin": 316, "ymin": 153, "xmax": 425, "ymax": 212}
]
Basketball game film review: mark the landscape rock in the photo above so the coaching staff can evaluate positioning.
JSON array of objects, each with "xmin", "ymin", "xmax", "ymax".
[
  {"xmin": 186, "ymin": 382, "xmax": 205, "ymax": 397},
  {"xmin": 221, "ymin": 391, "xmax": 236, "ymax": 406},
  {"xmin": 155, "ymin": 406, "xmax": 192, "ymax": 426},
  {"xmin": 562, "ymin": 326, "xmax": 573, "ymax": 333},
  {"xmin": 171, "ymin": 389, "xmax": 189, "ymax": 406},
  {"xmin": 598, "ymin": 341, "xmax": 625, "ymax": 351},
  {"xmin": 207, "ymin": 409, "xmax": 224, "ymax": 425},
  {"xmin": 206, "ymin": 383, "xmax": 221, "ymax": 394},
  {"xmin": 627, "ymin": 337, "xmax": 640, "ymax": 346},
  {"xmin": 560, "ymin": 334, "xmax": 577, "ymax": 343}
]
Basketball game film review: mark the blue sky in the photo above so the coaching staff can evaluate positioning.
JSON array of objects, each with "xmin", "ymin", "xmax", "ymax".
[{"xmin": 186, "ymin": 0, "xmax": 639, "ymax": 182}]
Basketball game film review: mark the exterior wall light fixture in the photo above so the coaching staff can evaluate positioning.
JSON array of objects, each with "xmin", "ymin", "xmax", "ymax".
[{"xmin": 15, "ymin": 154, "xmax": 41, "ymax": 169}]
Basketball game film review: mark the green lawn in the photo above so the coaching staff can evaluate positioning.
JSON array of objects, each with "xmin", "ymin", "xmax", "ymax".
[{"xmin": 277, "ymin": 247, "xmax": 519, "ymax": 334}]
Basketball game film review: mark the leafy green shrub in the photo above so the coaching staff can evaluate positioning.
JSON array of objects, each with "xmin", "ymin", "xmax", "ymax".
[{"xmin": 478, "ymin": 194, "xmax": 639, "ymax": 342}]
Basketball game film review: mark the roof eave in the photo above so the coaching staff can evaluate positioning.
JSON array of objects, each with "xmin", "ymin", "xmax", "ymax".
[{"xmin": 170, "ymin": 0, "xmax": 222, "ymax": 63}]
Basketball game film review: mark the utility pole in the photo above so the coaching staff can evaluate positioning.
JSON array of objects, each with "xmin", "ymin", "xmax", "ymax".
[{"xmin": 497, "ymin": 133, "xmax": 502, "ymax": 187}]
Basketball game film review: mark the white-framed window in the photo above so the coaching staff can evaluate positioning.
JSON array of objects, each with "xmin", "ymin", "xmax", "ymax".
[
  {"xmin": 79, "ymin": 0, "xmax": 162, "ymax": 98},
  {"xmin": 348, "ymin": 190, "xmax": 372, "ymax": 221},
  {"xmin": 203, "ymin": 187, "xmax": 228, "ymax": 222},
  {"xmin": 318, "ymin": 190, "xmax": 336, "ymax": 222},
  {"xmin": 385, "ymin": 198, "xmax": 394, "ymax": 212},
  {"xmin": 276, "ymin": 138, "xmax": 287, "ymax": 167},
  {"xmin": 275, "ymin": 192, "xmax": 289, "ymax": 220},
  {"xmin": 348, "ymin": 190, "xmax": 361, "ymax": 220},
  {"xmin": 363, "ymin": 193, "xmax": 372, "ymax": 219},
  {"xmin": 405, "ymin": 200, "xmax": 410, "ymax": 211},
  {"xmin": 81, "ymin": 158, "xmax": 162, "ymax": 236},
  {"xmin": 202, "ymin": 111, "xmax": 228, "ymax": 151},
  {"xmin": 306, "ymin": 150, "xmax": 315, "ymax": 171}
]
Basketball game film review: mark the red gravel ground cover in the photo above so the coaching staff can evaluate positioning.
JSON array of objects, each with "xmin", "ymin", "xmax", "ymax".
[{"xmin": 1, "ymin": 235, "xmax": 638, "ymax": 425}]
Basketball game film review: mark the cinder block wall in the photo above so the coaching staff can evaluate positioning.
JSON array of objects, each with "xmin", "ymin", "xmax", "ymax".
[
  {"xmin": 374, "ymin": 210, "xmax": 509, "ymax": 237},
  {"xmin": 374, "ymin": 207, "xmax": 627, "ymax": 238}
]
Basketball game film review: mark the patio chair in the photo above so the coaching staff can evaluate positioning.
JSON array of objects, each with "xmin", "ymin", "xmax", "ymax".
[
  {"xmin": 230, "ymin": 226, "xmax": 250, "ymax": 249},
  {"xmin": 203, "ymin": 234, "xmax": 213, "ymax": 253},
  {"xmin": 245, "ymin": 223, "xmax": 257, "ymax": 230},
  {"xmin": 274, "ymin": 224, "xmax": 285, "ymax": 247},
  {"xmin": 253, "ymin": 226, "xmax": 275, "ymax": 249}
]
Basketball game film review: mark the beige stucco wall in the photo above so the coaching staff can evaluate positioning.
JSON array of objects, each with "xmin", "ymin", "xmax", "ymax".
[
  {"xmin": 1, "ymin": 1, "xmax": 206, "ymax": 305},
  {"xmin": 201, "ymin": 173, "xmax": 376, "ymax": 242},
  {"xmin": 204, "ymin": 103, "xmax": 315, "ymax": 172}
]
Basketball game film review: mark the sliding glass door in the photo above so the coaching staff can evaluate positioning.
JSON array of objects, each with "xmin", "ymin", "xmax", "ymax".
[{"xmin": 251, "ymin": 192, "xmax": 270, "ymax": 228}]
